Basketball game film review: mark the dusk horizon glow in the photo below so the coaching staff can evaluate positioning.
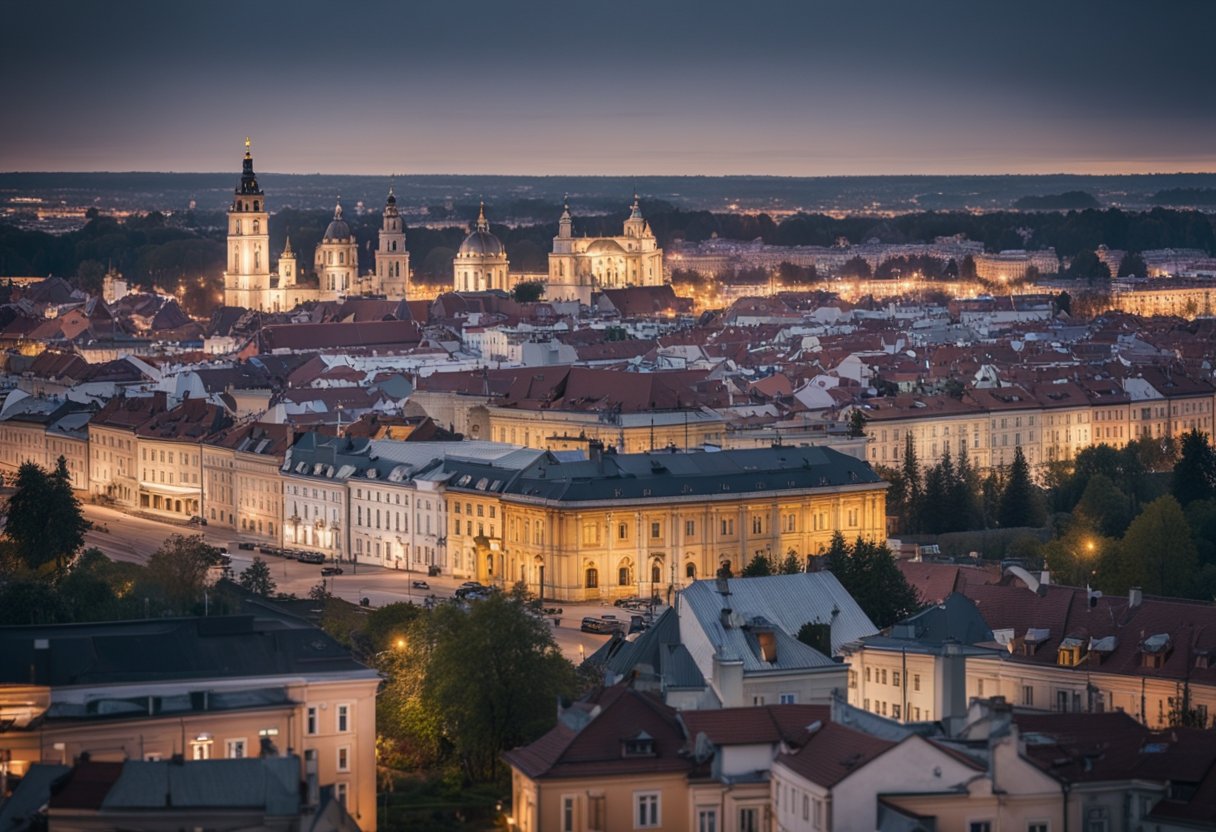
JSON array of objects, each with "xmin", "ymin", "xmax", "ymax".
[{"xmin": 3, "ymin": 0, "xmax": 1215, "ymax": 177}]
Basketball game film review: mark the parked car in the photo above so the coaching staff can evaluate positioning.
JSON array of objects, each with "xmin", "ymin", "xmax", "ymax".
[
  {"xmin": 296, "ymin": 551, "xmax": 325, "ymax": 564},
  {"xmin": 580, "ymin": 616, "xmax": 626, "ymax": 635},
  {"xmin": 411, "ymin": 580, "xmax": 430, "ymax": 590},
  {"xmin": 321, "ymin": 566, "xmax": 343, "ymax": 576},
  {"xmin": 237, "ymin": 542, "xmax": 256, "ymax": 551},
  {"xmin": 188, "ymin": 515, "xmax": 207, "ymax": 526},
  {"xmin": 257, "ymin": 545, "xmax": 278, "ymax": 555}
]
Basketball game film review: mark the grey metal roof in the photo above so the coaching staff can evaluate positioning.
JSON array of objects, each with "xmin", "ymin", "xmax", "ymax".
[
  {"xmin": 0, "ymin": 764, "xmax": 70, "ymax": 831},
  {"xmin": 505, "ymin": 445, "xmax": 885, "ymax": 504},
  {"xmin": 101, "ymin": 757, "xmax": 300, "ymax": 814},
  {"xmin": 681, "ymin": 572, "xmax": 878, "ymax": 657},
  {"xmin": 0, "ymin": 616, "xmax": 377, "ymax": 687}
]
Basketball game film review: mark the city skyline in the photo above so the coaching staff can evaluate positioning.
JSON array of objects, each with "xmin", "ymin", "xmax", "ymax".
[{"xmin": 3, "ymin": 0, "xmax": 1214, "ymax": 177}]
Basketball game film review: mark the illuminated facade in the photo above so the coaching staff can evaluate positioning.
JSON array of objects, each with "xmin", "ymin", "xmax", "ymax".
[
  {"xmin": 222, "ymin": 140, "xmax": 408, "ymax": 311},
  {"xmin": 547, "ymin": 196, "xmax": 665, "ymax": 304}
]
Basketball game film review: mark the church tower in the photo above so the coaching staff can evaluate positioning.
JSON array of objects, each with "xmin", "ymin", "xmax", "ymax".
[
  {"xmin": 279, "ymin": 237, "xmax": 297, "ymax": 286},
  {"xmin": 224, "ymin": 138, "xmax": 271, "ymax": 309},
  {"xmin": 314, "ymin": 200, "xmax": 359, "ymax": 299},
  {"xmin": 374, "ymin": 186, "xmax": 409, "ymax": 298}
]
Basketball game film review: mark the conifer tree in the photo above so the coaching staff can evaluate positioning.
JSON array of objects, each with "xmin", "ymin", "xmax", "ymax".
[{"xmin": 999, "ymin": 446, "xmax": 1044, "ymax": 528}]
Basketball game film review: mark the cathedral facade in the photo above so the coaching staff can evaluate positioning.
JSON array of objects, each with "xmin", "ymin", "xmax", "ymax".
[
  {"xmin": 546, "ymin": 196, "xmax": 665, "ymax": 304},
  {"xmin": 222, "ymin": 140, "xmax": 410, "ymax": 312}
]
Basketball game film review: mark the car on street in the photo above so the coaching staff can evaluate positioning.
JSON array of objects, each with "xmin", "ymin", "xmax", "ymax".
[
  {"xmin": 237, "ymin": 542, "xmax": 256, "ymax": 551},
  {"xmin": 411, "ymin": 580, "xmax": 430, "ymax": 590},
  {"xmin": 321, "ymin": 566, "xmax": 343, "ymax": 576},
  {"xmin": 296, "ymin": 551, "xmax": 325, "ymax": 564}
]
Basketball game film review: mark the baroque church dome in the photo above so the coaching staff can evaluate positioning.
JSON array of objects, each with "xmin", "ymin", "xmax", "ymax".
[
  {"xmin": 323, "ymin": 202, "xmax": 353, "ymax": 241},
  {"xmin": 457, "ymin": 203, "xmax": 504, "ymax": 257}
]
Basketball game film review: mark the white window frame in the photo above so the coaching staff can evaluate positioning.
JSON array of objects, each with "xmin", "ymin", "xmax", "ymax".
[
  {"xmin": 337, "ymin": 745, "xmax": 350, "ymax": 772},
  {"xmin": 634, "ymin": 790, "xmax": 661, "ymax": 829},
  {"xmin": 336, "ymin": 703, "xmax": 350, "ymax": 733},
  {"xmin": 226, "ymin": 738, "xmax": 247, "ymax": 759},
  {"xmin": 561, "ymin": 794, "xmax": 576, "ymax": 832},
  {"xmin": 696, "ymin": 807, "xmax": 718, "ymax": 832},
  {"xmin": 779, "ymin": 692, "xmax": 797, "ymax": 704},
  {"xmin": 335, "ymin": 782, "xmax": 348, "ymax": 806},
  {"xmin": 306, "ymin": 705, "xmax": 318, "ymax": 735}
]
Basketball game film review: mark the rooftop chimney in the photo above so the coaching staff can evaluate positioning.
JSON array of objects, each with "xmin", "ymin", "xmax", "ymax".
[{"xmin": 1129, "ymin": 587, "xmax": 1143, "ymax": 609}]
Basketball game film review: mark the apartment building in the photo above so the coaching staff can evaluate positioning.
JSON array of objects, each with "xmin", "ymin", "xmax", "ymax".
[
  {"xmin": 87, "ymin": 394, "xmax": 170, "ymax": 507},
  {"xmin": 134, "ymin": 398, "xmax": 232, "ymax": 520},
  {"xmin": 202, "ymin": 421, "xmax": 292, "ymax": 542},
  {"xmin": 0, "ymin": 614, "xmax": 380, "ymax": 830}
]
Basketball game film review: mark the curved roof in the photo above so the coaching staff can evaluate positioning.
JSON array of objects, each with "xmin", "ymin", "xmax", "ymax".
[
  {"xmin": 459, "ymin": 229, "xmax": 505, "ymax": 258},
  {"xmin": 586, "ymin": 238, "xmax": 626, "ymax": 255},
  {"xmin": 323, "ymin": 204, "xmax": 352, "ymax": 240}
]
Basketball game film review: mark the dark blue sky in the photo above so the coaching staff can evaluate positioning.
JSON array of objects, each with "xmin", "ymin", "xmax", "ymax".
[{"xmin": 3, "ymin": 0, "xmax": 1213, "ymax": 175}]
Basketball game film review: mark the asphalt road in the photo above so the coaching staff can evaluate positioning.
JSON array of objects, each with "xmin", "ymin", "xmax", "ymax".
[{"xmin": 80, "ymin": 503, "xmax": 623, "ymax": 663}]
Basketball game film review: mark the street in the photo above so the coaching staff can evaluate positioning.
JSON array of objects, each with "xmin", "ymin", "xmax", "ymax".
[{"xmin": 80, "ymin": 503, "xmax": 617, "ymax": 663}]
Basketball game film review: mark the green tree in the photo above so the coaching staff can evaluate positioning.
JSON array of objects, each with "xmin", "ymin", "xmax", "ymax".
[
  {"xmin": 1067, "ymin": 250, "xmax": 1112, "ymax": 282},
  {"xmin": 999, "ymin": 447, "xmax": 1044, "ymax": 528},
  {"xmin": 414, "ymin": 590, "xmax": 578, "ymax": 782},
  {"xmin": 1117, "ymin": 251, "xmax": 1148, "ymax": 277},
  {"xmin": 741, "ymin": 551, "xmax": 775, "ymax": 577},
  {"xmin": 847, "ymin": 408, "xmax": 867, "ymax": 438},
  {"xmin": 1053, "ymin": 290, "xmax": 1072, "ymax": 316},
  {"xmin": 899, "ymin": 434, "xmax": 922, "ymax": 531},
  {"xmin": 1104, "ymin": 495, "xmax": 1199, "ymax": 598},
  {"xmin": 1074, "ymin": 473, "xmax": 1133, "ymax": 537},
  {"xmin": 1172, "ymin": 429, "xmax": 1216, "ymax": 506},
  {"xmin": 238, "ymin": 557, "xmax": 276, "ymax": 596},
  {"xmin": 511, "ymin": 280, "xmax": 545, "ymax": 303},
  {"xmin": 143, "ymin": 534, "xmax": 221, "ymax": 613},
  {"xmin": 827, "ymin": 535, "xmax": 921, "ymax": 628},
  {"xmin": 4, "ymin": 459, "xmax": 87, "ymax": 574},
  {"xmin": 779, "ymin": 550, "xmax": 804, "ymax": 575}
]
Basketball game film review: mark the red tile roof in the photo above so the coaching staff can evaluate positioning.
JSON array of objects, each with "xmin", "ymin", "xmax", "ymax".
[{"xmin": 774, "ymin": 722, "xmax": 894, "ymax": 787}]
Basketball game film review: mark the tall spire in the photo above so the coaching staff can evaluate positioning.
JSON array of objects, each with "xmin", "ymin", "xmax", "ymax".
[
  {"xmin": 238, "ymin": 136, "xmax": 261, "ymax": 195},
  {"xmin": 558, "ymin": 195, "xmax": 573, "ymax": 238},
  {"xmin": 476, "ymin": 200, "xmax": 489, "ymax": 233},
  {"xmin": 630, "ymin": 192, "xmax": 642, "ymax": 219},
  {"xmin": 283, "ymin": 236, "xmax": 293, "ymax": 256},
  {"xmin": 387, "ymin": 175, "xmax": 396, "ymax": 206}
]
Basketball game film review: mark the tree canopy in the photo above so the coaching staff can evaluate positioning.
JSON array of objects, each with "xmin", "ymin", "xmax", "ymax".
[
  {"xmin": 3, "ymin": 458, "xmax": 87, "ymax": 574},
  {"xmin": 378, "ymin": 586, "xmax": 579, "ymax": 782},
  {"xmin": 824, "ymin": 532, "xmax": 922, "ymax": 628}
]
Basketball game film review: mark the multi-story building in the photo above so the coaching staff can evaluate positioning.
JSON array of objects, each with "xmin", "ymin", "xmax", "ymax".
[
  {"xmin": 547, "ymin": 197, "xmax": 665, "ymax": 304},
  {"xmin": 87, "ymin": 393, "xmax": 170, "ymax": 507},
  {"xmin": 0, "ymin": 614, "xmax": 380, "ymax": 830},
  {"xmin": 202, "ymin": 421, "xmax": 292, "ymax": 541},
  {"xmin": 134, "ymin": 398, "xmax": 232, "ymax": 520},
  {"xmin": 487, "ymin": 443, "xmax": 887, "ymax": 602}
]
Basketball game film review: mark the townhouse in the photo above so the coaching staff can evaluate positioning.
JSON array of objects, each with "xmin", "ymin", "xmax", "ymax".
[
  {"xmin": 87, "ymin": 393, "xmax": 171, "ymax": 507},
  {"xmin": 202, "ymin": 420, "xmax": 292, "ymax": 541},
  {"xmin": 134, "ymin": 397, "xmax": 232, "ymax": 520}
]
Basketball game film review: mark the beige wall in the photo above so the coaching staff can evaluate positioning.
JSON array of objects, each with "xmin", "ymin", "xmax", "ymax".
[
  {"xmin": 512, "ymin": 770, "xmax": 690, "ymax": 832},
  {"xmin": 1, "ymin": 676, "xmax": 378, "ymax": 831},
  {"xmin": 493, "ymin": 485, "xmax": 887, "ymax": 602}
]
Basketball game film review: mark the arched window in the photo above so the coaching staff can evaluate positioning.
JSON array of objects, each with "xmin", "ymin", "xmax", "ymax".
[
  {"xmin": 585, "ymin": 567, "xmax": 598, "ymax": 588},
  {"xmin": 618, "ymin": 566, "xmax": 630, "ymax": 586},
  {"xmin": 685, "ymin": 562, "xmax": 696, "ymax": 579},
  {"xmin": 487, "ymin": 554, "xmax": 494, "ymax": 575},
  {"xmin": 252, "ymin": 220, "xmax": 259, "ymax": 234},
  {"xmin": 253, "ymin": 200, "xmax": 259, "ymax": 211},
  {"xmin": 651, "ymin": 563, "xmax": 662, "ymax": 584}
]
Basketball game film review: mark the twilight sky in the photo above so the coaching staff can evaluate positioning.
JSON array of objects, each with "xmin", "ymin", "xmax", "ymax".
[{"xmin": 3, "ymin": 0, "xmax": 1214, "ymax": 176}]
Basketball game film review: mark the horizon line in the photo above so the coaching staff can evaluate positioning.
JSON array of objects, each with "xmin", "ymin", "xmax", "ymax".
[{"xmin": 5, "ymin": 169, "xmax": 1216, "ymax": 180}]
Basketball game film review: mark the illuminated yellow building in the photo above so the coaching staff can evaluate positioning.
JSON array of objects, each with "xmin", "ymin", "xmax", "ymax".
[{"xmin": 449, "ymin": 443, "xmax": 888, "ymax": 602}]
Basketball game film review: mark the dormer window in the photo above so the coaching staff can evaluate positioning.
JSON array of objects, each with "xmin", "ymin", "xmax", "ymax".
[
  {"xmin": 622, "ymin": 731, "xmax": 655, "ymax": 757},
  {"xmin": 1141, "ymin": 633, "xmax": 1172, "ymax": 669}
]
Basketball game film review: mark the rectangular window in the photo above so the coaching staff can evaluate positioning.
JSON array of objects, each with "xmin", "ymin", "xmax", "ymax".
[
  {"xmin": 1028, "ymin": 823, "xmax": 1049, "ymax": 832},
  {"xmin": 738, "ymin": 808, "xmax": 759, "ymax": 832},
  {"xmin": 651, "ymin": 521, "xmax": 661, "ymax": 539},
  {"xmin": 697, "ymin": 808, "xmax": 718, "ymax": 832},
  {"xmin": 752, "ymin": 695, "xmax": 766, "ymax": 706},
  {"xmin": 892, "ymin": 703, "xmax": 902, "ymax": 720},
  {"xmin": 306, "ymin": 706, "xmax": 317, "ymax": 735},
  {"xmin": 562, "ymin": 796, "xmax": 576, "ymax": 832},
  {"xmin": 588, "ymin": 795, "xmax": 606, "ymax": 831},
  {"xmin": 335, "ymin": 782, "xmax": 348, "ymax": 807},
  {"xmin": 226, "ymin": 738, "xmax": 246, "ymax": 759},
  {"xmin": 1023, "ymin": 685, "xmax": 1034, "ymax": 706},
  {"xmin": 337, "ymin": 703, "xmax": 350, "ymax": 732},
  {"xmin": 779, "ymin": 692, "xmax": 797, "ymax": 704},
  {"xmin": 970, "ymin": 823, "xmax": 993, "ymax": 832},
  {"xmin": 635, "ymin": 792, "xmax": 660, "ymax": 828},
  {"xmin": 337, "ymin": 746, "xmax": 350, "ymax": 771},
  {"xmin": 685, "ymin": 520, "xmax": 695, "ymax": 536},
  {"xmin": 893, "ymin": 671, "xmax": 901, "ymax": 687},
  {"xmin": 914, "ymin": 673, "xmax": 921, "ymax": 691}
]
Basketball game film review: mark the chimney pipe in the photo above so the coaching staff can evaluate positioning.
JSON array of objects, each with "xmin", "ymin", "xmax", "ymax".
[{"xmin": 1129, "ymin": 587, "xmax": 1142, "ymax": 609}]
